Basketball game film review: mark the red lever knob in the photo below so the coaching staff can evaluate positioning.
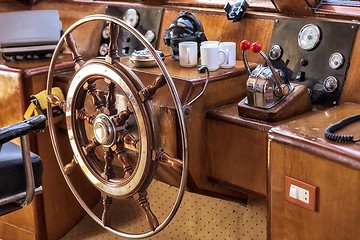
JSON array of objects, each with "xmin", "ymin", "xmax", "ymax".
[
  {"xmin": 251, "ymin": 42, "xmax": 262, "ymax": 53},
  {"xmin": 240, "ymin": 40, "xmax": 251, "ymax": 51}
]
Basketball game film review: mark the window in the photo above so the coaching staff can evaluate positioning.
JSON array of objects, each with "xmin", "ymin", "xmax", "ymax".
[
  {"xmin": 167, "ymin": 0, "xmax": 276, "ymax": 11},
  {"xmin": 317, "ymin": 0, "xmax": 360, "ymax": 17},
  {"xmin": 321, "ymin": 0, "xmax": 360, "ymax": 6}
]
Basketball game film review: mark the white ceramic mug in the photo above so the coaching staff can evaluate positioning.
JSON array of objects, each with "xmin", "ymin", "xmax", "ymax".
[
  {"xmin": 179, "ymin": 41, "xmax": 198, "ymax": 68},
  {"xmin": 219, "ymin": 42, "xmax": 236, "ymax": 68},
  {"xmin": 200, "ymin": 44, "xmax": 226, "ymax": 71},
  {"xmin": 201, "ymin": 40, "xmax": 219, "ymax": 46}
]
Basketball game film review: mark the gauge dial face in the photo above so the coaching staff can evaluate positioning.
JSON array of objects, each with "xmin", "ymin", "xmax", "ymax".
[
  {"xmin": 102, "ymin": 26, "xmax": 110, "ymax": 39},
  {"xmin": 144, "ymin": 30, "xmax": 156, "ymax": 43},
  {"xmin": 123, "ymin": 9, "xmax": 139, "ymax": 28},
  {"xmin": 329, "ymin": 52, "xmax": 344, "ymax": 69},
  {"xmin": 99, "ymin": 43, "xmax": 109, "ymax": 56},
  {"xmin": 298, "ymin": 24, "xmax": 321, "ymax": 50}
]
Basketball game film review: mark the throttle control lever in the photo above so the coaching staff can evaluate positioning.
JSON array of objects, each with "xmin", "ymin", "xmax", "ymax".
[{"xmin": 240, "ymin": 40, "xmax": 293, "ymax": 109}]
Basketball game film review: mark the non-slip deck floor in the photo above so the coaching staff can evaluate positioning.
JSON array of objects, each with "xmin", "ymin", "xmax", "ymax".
[{"xmin": 61, "ymin": 180, "xmax": 267, "ymax": 240}]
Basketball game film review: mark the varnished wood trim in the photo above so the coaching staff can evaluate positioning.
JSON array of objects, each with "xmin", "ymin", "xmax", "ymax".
[
  {"xmin": 192, "ymin": 184, "xmax": 248, "ymax": 204},
  {"xmin": 305, "ymin": 0, "xmax": 319, "ymax": 8},
  {"xmin": 32, "ymin": 195, "xmax": 47, "ymax": 240},
  {"xmin": 168, "ymin": 0, "xmax": 276, "ymax": 11},
  {"xmin": 143, "ymin": 0, "xmax": 166, "ymax": 5},
  {"xmin": 207, "ymin": 176, "xmax": 266, "ymax": 198},
  {"xmin": 191, "ymin": 64, "xmax": 250, "ymax": 86},
  {"xmin": 266, "ymin": 150, "xmax": 271, "ymax": 240},
  {"xmin": 206, "ymin": 105, "xmax": 274, "ymax": 132},
  {"xmin": 271, "ymin": 0, "xmax": 314, "ymax": 15},
  {"xmin": 316, "ymin": 4, "xmax": 360, "ymax": 19},
  {"xmin": 268, "ymin": 128, "xmax": 360, "ymax": 170},
  {"xmin": 0, "ymin": 65, "xmax": 22, "ymax": 74},
  {"xmin": 23, "ymin": 61, "xmax": 74, "ymax": 79},
  {"xmin": 164, "ymin": 4, "xmax": 280, "ymax": 20}
]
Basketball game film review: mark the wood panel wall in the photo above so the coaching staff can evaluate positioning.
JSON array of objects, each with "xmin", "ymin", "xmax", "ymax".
[
  {"xmin": 0, "ymin": 1, "xmax": 31, "ymax": 12},
  {"xmin": 27, "ymin": 0, "xmax": 360, "ymax": 106},
  {"xmin": 157, "ymin": 8, "xmax": 275, "ymax": 64},
  {"xmin": 340, "ymin": 30, "xmax": 360, "ymax": 104},
  {"xmin": 269, "ymin": 142, "xmax": 360, "ymax": 240}
]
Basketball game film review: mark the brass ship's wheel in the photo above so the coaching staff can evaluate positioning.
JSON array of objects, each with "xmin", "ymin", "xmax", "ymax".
[{"xmin": 46, "ymin": 15, "xmax": 188, "ymax": 238}]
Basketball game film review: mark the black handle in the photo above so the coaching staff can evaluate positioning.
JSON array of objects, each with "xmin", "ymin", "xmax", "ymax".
[{"xmin": 0, "ymin": 115, "xmax": 46, "ymax": 145}]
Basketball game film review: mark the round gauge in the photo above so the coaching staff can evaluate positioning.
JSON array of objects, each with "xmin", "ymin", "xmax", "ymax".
[
  {"xmin": 269, "ymin": 44, "xmax": 282, "ymax": 61},
  {"xmin": 144, "ymin": 30, "xmax": 156, "ymax": 43},
  {"xmin": 102, "ymin": 25, "xmax": 110, "ymax": 39},
  {"xmin": 298, "ymin": 24, "xmax": 321, "ymax": 50},
  {"xmin": 99, "ymin": 43, "xmax": 109, "ymax": 56},
  {"xmin": 329, "ymin": 52, "xmax": 344, "ymax": 69},
  {"xmin": 123, "ymin": 9, "xmax": 139, "ymax": 28}
]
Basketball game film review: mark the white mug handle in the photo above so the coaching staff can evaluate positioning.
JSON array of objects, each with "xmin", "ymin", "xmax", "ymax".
[
  {"xmin": 219, "ymin": 49, "xmax": 227, "ymax": 65},
  {"xmin": 225, "ymin": 49, "xmax": 229, "ymax": 65},
  {"xmin": 186, "ymin": 47, "xmax": 190, "ymax": 64}
]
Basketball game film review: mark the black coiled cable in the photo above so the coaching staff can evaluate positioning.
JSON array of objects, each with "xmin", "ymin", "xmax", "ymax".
[{"xmin": 324, "ymin": 114, "xmax": 360, "ymax": 143}]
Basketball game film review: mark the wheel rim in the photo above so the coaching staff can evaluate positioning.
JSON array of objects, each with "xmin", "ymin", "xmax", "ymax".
[{"xmin": 46, "ymin": 14, "xmax": 188, "ymax": 239}]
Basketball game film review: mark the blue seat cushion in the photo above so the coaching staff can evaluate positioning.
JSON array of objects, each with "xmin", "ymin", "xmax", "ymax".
[{"xmin": 0, "ymin": 142, "xmax": 43, "ymax": 199}]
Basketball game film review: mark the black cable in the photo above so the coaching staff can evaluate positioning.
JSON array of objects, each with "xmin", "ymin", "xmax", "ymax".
[{"xmin": 324, "ymin": 114, "xmax": 360, "ymax": 143}]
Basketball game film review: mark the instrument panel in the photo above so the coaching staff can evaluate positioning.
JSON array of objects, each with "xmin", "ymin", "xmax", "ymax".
[
  {"xmin": 269, "ymin": 18, "xmax": 358, "ymax": 106},
  {"xmin": 98, "ymin": 5, "xmax": 163, "ymax": 57}
]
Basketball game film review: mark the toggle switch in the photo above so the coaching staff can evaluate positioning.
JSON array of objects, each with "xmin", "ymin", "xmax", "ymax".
[
  {"xmin": 289, "ymin": 184, "xmax": 298, "ymax": 199},
  {"xmin": 295, "ymin": 71, "xmax": 305, "ymax": 82},
  {"xmin": 289, "ymin": 184, "xmax": 309, "ymax": 204}
]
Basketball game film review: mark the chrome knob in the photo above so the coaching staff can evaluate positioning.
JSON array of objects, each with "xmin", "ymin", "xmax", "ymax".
[{"xmin": 323, "ymin": 76, "xmax": 338, "ymax": 93}]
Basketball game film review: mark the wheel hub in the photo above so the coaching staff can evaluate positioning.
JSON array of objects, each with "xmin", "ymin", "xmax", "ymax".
[{"xmin": 93, "ymin": 113, "xmax": 116, "ymax": 147}]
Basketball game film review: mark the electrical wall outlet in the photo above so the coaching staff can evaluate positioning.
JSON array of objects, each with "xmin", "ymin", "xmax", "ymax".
[{"xmin": 285, "ymin": 176, "xmax": 317, "ymax": 211}]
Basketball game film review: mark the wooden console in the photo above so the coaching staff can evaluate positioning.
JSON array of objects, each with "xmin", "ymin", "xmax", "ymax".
[{"xmin": 268, "ymin": 103, "xmax": 360, "ymax": 239}]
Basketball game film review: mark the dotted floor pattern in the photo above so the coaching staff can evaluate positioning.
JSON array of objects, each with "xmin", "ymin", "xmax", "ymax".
[{"xmin": 61, "ymin": 180, "xmax": 267, "ymax": 240}]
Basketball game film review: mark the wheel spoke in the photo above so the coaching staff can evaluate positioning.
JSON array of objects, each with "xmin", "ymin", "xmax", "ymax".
[
  {"xmin": 114, "ymin": 142, "xmax": 133, "ymax": 179},
  {"xmin": 63, "ymin": 157, "xmax": 78, "ymax": 175},
  {"xmin": 81, "ymin": 139, "xmax": 100, "ymax": 156},
  {"xmin": 154, "ymin": 148, "xmax": 182, "ymax": 174},
  {"xmin": 47, "ymin": 94, "xmax": 66, "ymax": 111},
  {"xmin": 133, "ymin": 191, "xmax": 159, "ymax": 231},
  {"xmin": 108, "ymin": 22, "xmax": 120, "ymax": 62},
  {"xmin": 101, "ymin": 193, "xmax": 112, "ymax": 226},
  {"xmin": 76, "ymin": 108, "xmax": 95, "ymax": 124},
  {"xmin": 64, "ymin": 34, "xmax": 84, "ymax": 71},
  {"xmin": 106, "ymin": 81, "xmax": 117, "ymax": 115},
  {"xmin": 119, "ymin": 130, "xmax": 139, "ymax": 149},
  {"xmin": 138, "ymin": 75, "xmax": 166, "ymax": 101},
  {"xmin": 102, "ymin": 148, "xmax": 115, "ymax": 180},
  {"xmin": 86, "ymin": 81, "xmax": 105, "ymax": 113},
  {"xmin": 113, "ymin": 107, "xmax": 133, "ymax": 126}
]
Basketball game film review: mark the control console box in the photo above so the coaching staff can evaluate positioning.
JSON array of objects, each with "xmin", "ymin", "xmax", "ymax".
[
  {"xmin": 269, "ymin": 18, "xmax": 358, "ymax": 106},
  {"xmin": 0, "ymin": 10, "xmax": 62, "ymax": 61}
]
